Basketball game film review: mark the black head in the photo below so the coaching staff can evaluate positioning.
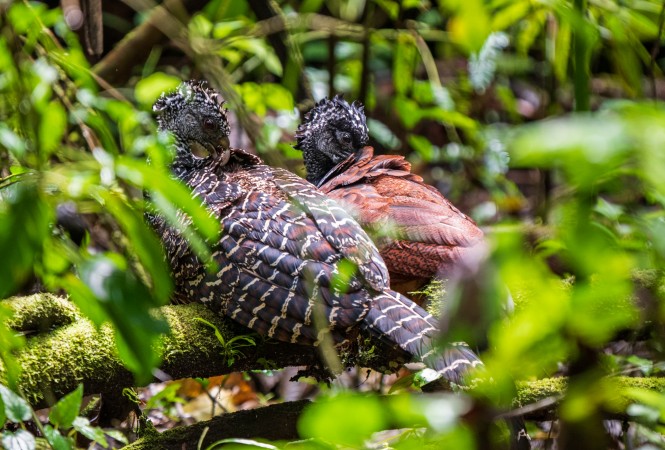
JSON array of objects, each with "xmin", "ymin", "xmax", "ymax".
[
  {"xmin": 295, "ymin": 95, "xmax": 369, "ymax": 184},
  {"xmin": 153, "ymin": 80, "xmax": 231, "ymax": 172}
]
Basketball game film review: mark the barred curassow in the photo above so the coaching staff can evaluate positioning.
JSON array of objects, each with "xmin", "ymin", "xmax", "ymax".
[
  {"xmin": 146, "ymin": 80, "xmax": 482, "ymax": 387},
  {"xmin": 295, "ymin": 96, "xmax": 530, "ymax": 448},
  {"xmin": 294, "ymin": 96, "xmax": 486, "ymax": 300}
]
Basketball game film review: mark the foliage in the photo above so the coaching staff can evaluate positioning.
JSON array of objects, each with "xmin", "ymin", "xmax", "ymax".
[
  {"xmin": 1, "ymin": 0, "xmax": 665, "ymax": 448},
  {"xmin": 0, "ymin": 383, "xmax": 125, "ymax": 450},
  {"xmin": 0, "ymin": 1, "xmax": 220, "ymax": 383},
  {"xmin": 194, "ymin": 317, "xmax": 257, "ymax": 366}
]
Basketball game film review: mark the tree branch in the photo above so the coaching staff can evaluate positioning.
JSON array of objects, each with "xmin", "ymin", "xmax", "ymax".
[
  {"xmin": 125, "ymin": 376, "xmax": 665, "ymax": 449},
  {"xmin": 1, "ymin": 294, "xmax": 321, "ymax": 409},
  {"xmin": 92, "ymin": 0, "xmax": 208, "ymax": 85},
  {"xmin": 3, "ymin": 294, "xmax": 664, "ymax": 434}
]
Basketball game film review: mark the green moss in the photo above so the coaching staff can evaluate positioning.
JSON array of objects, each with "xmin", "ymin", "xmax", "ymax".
[
  {"xmin": 615, "ymin": 375, "xmax": 665, "ymax": 391},
  {"xmin": 159, "ymin": 303, "xmax": 232, "ymax": 365},
  {"xmin": 16, "ymin": 318, "xmax": 123, "ymax": 406},
  {"xmin": 516, "ymin": 377, "xmax": 567, "ymax": 406},
  {"xmin": 515, "ymin": 376, "xmax": 665, "ymax": 412},
  {"xmin": 408, "ymin": 279, "xmax": 446, "ymax": 318},
  {"xmin": 3, "ymin": 294, "xmax": 80, "ymax": 332}
]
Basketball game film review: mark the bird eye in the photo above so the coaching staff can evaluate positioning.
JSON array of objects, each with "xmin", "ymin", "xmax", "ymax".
[
  {"xmin": 339, "ymin": 132, "xmax": 352, "ymax": 146},
  {"xmin": 203, "ymin": 118, "xmax": 216, "ymax": 131}
]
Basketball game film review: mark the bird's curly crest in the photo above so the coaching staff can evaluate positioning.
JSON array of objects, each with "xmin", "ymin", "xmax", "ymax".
[
  {"xmin": 153, "ymin": 80, "xmax": 229, "ymax": 133},
  {"xmin": 294, "ymin": 95, "xmax": 368, "ymax": 151}
]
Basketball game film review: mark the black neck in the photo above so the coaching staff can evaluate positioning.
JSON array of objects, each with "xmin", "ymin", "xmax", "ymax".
[{"xmin": 302, "ymin": 145, "xmax": 335, "ymax": 186}]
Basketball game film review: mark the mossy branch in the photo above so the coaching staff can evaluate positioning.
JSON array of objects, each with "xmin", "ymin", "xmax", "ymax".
[
  {"xmin": 1, "ymin": 294, "xmax": 324, "ymax": 409},
  {"xmin": 2, "ymin": 294, "xmax": 664, "ymax": 429}
]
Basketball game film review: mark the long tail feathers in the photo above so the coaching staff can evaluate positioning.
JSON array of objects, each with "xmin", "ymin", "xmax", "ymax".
[
  {"xmin": 360, "ymin": 289, "xmax": 482, "ymax": 385},
  {"xmin": 361, "ymin": 290, "xmax": 530, "ymax": 448}
]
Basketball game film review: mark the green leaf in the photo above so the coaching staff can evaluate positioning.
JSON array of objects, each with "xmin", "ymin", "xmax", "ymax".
[
  {"xmin": 0, "ymin": 183, "xmax": 51, "ymax": 298},
  {"xmin": 552, "ymin": 19, "xmax": 571, "ymax": 82},
  {"xmin": 0, "ymin": 306, "xmax": 24, "ymax": 391},
  {"xmin": 39, "ymin": 100, "xmax": 67, "ymax": 157},
  {"xmin": 101, "ymin": 191, "xmax": 173, "ymax": 304},
  {"xmin": 0, "ymin": 393, "xmax": 5, "ymax": 426},
  {"xmin": 367, "ymin": 118, "xmax": 400, "ymax": 150},
  {"xmin": 2, "ymin": 430, "xmax": 36, "ymax": 450},
  {"xmin": 0, "ymin": 125, "xmax": 26, "ymax": 159},
  {"xmin": 393, "ymin": 33, "xmax": 417, "ymax": 95},
  {"xmin": 78, "ymin": 254, "xmax": 168, "ymax": 383},
  {"xmin": 135, "ymin": 72, "xmax": 182, "ymax": 109},
  {"xmin": 212, "ymin": 20, "xmax": 246, "ymax": 40},
  {"xmin": 298, "ymin": 393, "xmax": 387, "ymax": 446},
  {"xmin": 72, "ymin": 417, "xmax": 108, "ymax": 447},
  {"xmin": 491, "ymin": 0, "xmax": 530, "ymax": 31},
  {"xmin": 516, "ymin": 8, "xmax": 546, "ymax": 54},
  {"xmin": 413, "ymin": 368, "xmax": 442, "ymax": 387},
  {"xmin": 444, "ymin": 0, "xmax": 491, "ymax": 53},
  {"xmin": 508, "ymin": 114, "xmax": 632, "ymax": 189},
  {"xmin": 194, "ymin": 317, "xmax": 226, "ymax": 346},
  {"xmin": 0, "ymin": 385, "xmax": 31, "ymax": 423},
  {"xmin": 103, "ymin": 430, "xmax": 129, "ymax": 445},
  {"xmin": 388, "ymin": 373, "xmax": 416, "ymax": 393},
  {"xmin": 43, "ymin": 425, "xmax": 73, "ymax": 450},
  {"xmin": 49, "ymin": 384, "xmax": 83, "ymax": 429},
  {"xmin": 205, "ymin": 439, "xmax": 277, "ymax": 450}
]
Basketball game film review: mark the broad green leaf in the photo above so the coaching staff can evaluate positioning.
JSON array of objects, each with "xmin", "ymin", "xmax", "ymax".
[
  {"xmin": 444, "ymin": 0, "xmax": 491, "ymax": 53},
  {"xmin": 508, "ymin": 114, "xmax": 632, "ymax": 189},
  {"xmin": 2, "ymin": 430, "xmax": 36, "ymax": 450},
  {"xmin": 38, "ymin": 101, "xmax": 67, "ymax": 157},
  {"xmin": 0, "ymin": 306, "xmax": 24, "ymax": 390},
  {"xmin": 623, "ymin": 9, "xmax": 660, "ymax": 39},
  {"xmin": 0, "ymin": 392, "xmax": 5, "ymax": 426},
  {"xmin": 49, "ymin": 384, "xmax": 83, "ymax": 429},
  {"xmin": 298, "ymin": 393, "xmax": 387, "ymax": 446},
  {"xmin": 408, "ymin": 134, "xmax": 437, "ymax": 161},
  {"xmin": 205, "ymin": 439, "xmax": 277, "ymax": 450},
  {"xmin": 491, "ymin": 0, "xmax": 530, "ymax": 31},
  {"xmin": 103, "ymin": 430, "xmax": 129, "ymax": 445},
  {"xmin": 393, "ymin": 96, "xmax": 422, "ymax": 129},
  {"xmin": 606, "ymin": 15, "xmax": 642, "ymax": 96},
  {"xmin": 78, "ymin": 254, "xmax": 168, "ymax": 383},
  {"xmin": 72, "ymin": 417, "xmax": 108, "ymax": 447},
  {"xmin": 135, "ymin": 73, "xmax": 182, "ymax": 109},
  {"xmin": 57, "ymin": 273, "xmax": 109, "ymax": 326},
  {"xmin": 0, "ymin": 385, "xmax": 31, "ymax": 423},
  {"xmin": 550, "ymin": 21, "xmax": 572, "ymax": 81},
  {"xmin": 115, "ymin": 157, "xmax": 219, "ymax": 241},
  {"xmin": 393, "ymin": 33, "xmax": 417, "ymax": 95},
  {"xmin": 189, "ymin": 14, "xmax": 213, "ymax": 37},
  {"xmin": 367, "ymin": 118, "xmax": 400, "ymax": 150},
  {"xmin": 43, "ymin": 425, "xmax": 73, "ymax": 450},
  {"xmin": 0, "ymin": 125, "xmax": 27, "ymax": 161},
  {"xmin": 262, "ymin": 84, "xmax": 294, "ymax": 112},
  {"xmin": 212, "ymin": 20, "xmax": 246, "ymax": 40},
  {"xmin": 516, "ymin": 8, "xmax": 546, "ymax": 54},
  {"xmin": 101, "ymin": 192, "xmax": 173, "ymax": 304}
]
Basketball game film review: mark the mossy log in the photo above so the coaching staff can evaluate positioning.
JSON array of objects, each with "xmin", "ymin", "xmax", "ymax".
[
  {"xmin": 3, "ymin": 294, "xmax": 665, "ymax": 429},
  {"xmin": 1, "ymin": 294, "xmax": 325, "ymax": 409}
]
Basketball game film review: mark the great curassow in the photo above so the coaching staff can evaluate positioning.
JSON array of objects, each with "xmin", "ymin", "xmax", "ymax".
[
  {"xmin": 145, "ymin": 80, "xmax": 483, "ymax": 388},
  {"xmin": 294, "ymin": 96, "xmax": 486, "ymax": 300}
]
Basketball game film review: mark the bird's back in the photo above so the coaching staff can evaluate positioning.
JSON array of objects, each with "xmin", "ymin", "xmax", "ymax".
[
  {"xmin": 318, "ymin": 147, "xmax": 485, "ymax": 291},
  {"xmin": 168, "ymin": 148, "xmax": 390, "ymax": 347}
]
